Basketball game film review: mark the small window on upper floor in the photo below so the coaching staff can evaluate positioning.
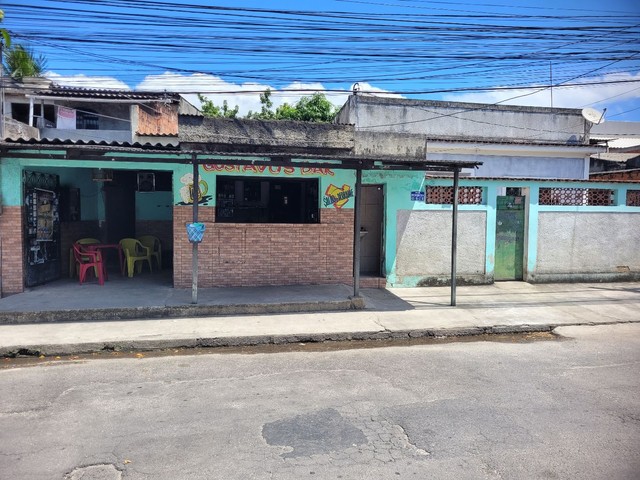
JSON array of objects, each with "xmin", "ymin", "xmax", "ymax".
[{"xmin": 76, "ymin": 110, "xmax": 99, "ymax": 130}]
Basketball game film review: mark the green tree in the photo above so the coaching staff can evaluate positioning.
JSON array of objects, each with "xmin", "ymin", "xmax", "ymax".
[
  {"xmin": 246, "ymin": 88, "xmax": 276, "ymax": 120},
  {"xmin": 277, "ymin": 93, "xmax": 337, "ymax": 122},
  {"xmin": 198, "ymin": 94, "xmax": 239, "ymax": 118},
  {"xmin": 0, "ymin": 10, "xmax": 11, "ymax": 48},
  {"xmin": 247, "ymin": 89, "xmax": 337, "ymax": 122},
  {"xmin": 3, "ymin": 44, "xmax": 47, "ymax": 79}
]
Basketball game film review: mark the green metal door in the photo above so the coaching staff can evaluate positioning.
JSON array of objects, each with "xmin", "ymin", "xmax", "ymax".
[{"xmin": 495, "ymin": 196, "xmax": 525, "ymax": 281}]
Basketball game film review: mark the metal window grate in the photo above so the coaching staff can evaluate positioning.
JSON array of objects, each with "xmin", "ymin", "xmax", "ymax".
[
  {"xmin": 539, "ymin": 187, "xmax": 614, "ymax": 206},
  {"xmin": 627, "ymin": 190, "xmax": 640, "ymax": 207},
  {"xmin": 426, "ymin": 186, "xmax": 483, "ymax": 205}
]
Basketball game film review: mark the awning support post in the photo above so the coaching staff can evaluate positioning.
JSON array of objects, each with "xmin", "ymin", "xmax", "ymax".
[
  {"xmin": 191, "ymin": 154, "xmax": 199, "ymax": 304},
  {"xmin": 352, "ymin": 166, "xmax": 363, "ymax": 298},
  {"xmin": 451, "ymin": 167, "xmax": 460, "ymax": 306}
]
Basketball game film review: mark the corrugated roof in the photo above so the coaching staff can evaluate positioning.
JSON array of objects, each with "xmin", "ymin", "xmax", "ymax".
[
  {"xmin": 591, "ymin": 168, "xmax": 640, "ymax": 176},
  {"xmin": 424, "ymin": 174, "xmax": 633, "ymax": 184},
  {"xmin": 591, "ymin": 121, "xmax": 640, "ymax": 137},
  {"xmin": 29, "ymin": 85, "xmax": 180, "ymax": 101},
  {"xmin": 606, "ymin": 137, "xmax": 640, "ymax": 150},
  {"xmin": 1, "ymin": 137, "xmax": 179, "ymax": 150},
  {"xmin": 1, "ymin": 138, "xmax": 481, "ymax": 169},
  {"xmin": 590, "ymin": 152, "xmax": 640, "ymax": 163},
  {"xmin": 424, "ymin": 137, "xmax": 595, "ymax": 148}
]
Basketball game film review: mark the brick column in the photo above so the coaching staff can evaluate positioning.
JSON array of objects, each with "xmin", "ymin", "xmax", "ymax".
[{"xmin": 0, "ymin": 206, "xmax": 24, "ymax": 295}]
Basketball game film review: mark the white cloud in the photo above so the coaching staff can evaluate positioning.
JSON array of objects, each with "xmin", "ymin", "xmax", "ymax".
[
  {"xmin": 135, "ymin": 73, "xmax": 404, "ymax": 115},
  {"xmin": 42, "ymin": 71, "xmax": 404, "ymax": 115},
  {"xmin": 352, "ymin": 82, "xmax": 403, "ymax": 99},
  {"xmin": 441, "ymin": 72, "xmax": 640, "ymax": 110},
  {"xmin": 136, "ymin": 73, "xmax": 342, "ymax": 115},
  {"xmin": 45, "ymin": 72, "xmax": 130, "ymax": 90},
  {"xmin": 135, "ymin": 72, "xmax": 266, "ymax": 114}
]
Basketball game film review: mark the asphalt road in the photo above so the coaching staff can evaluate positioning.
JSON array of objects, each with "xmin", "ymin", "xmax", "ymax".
[{"xmin": 1, "ymin": 324, "xmax": 639, "ymax": 480}]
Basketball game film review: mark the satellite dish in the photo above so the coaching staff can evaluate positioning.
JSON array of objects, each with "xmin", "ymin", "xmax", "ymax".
[{"xmin": 581, "ymin": 107, "xmax": 606, "ymax": 125}]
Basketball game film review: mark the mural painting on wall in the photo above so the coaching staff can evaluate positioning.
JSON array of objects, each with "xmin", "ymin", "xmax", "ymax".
[
  {"xmin": 176, "ymin": 173, "xmax": 212, "ymax": 205},
  {"xmin": 323, "ymin": 184, "xmax": 353, "ymax": 209},
  {"xmin": 202, "ymin": 164, "xmax": 335, "ymax": 176},
  {"xmin": 176, "ymin": 165, "xmax": 350, "ymax": 206}
]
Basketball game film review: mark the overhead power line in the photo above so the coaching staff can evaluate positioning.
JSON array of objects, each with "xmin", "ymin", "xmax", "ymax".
[{"xmin": 2, "ymin": 0, "xmax": 639, "ymax": 121}]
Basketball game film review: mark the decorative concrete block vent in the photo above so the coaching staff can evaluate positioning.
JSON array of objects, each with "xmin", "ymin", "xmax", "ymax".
[
  {"xmin": 425, "ymin": 186, "xmax": 484, "ymax": 205},
  {"xmin": 539, "ymin": 187, "xmax": 614, "ymax": 206}
]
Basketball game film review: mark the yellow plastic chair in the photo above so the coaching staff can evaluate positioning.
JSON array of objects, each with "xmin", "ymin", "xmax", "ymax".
[
  {"xmin": 137, "ymin": 235, "xmax": 162, "ymax": 270},
  {"xmin": 119, "ymin": 238, "xmax": 153, "ymax": 277}
]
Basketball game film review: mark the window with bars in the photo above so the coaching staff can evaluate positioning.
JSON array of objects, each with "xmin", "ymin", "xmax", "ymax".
[
  {"xmin": 539, "ymin": 187, "xmax": 614, "ymax": 206},
  {"xmin": 76, "ymin": 110, "xmax": 100, "ymax": 130},
  {"xmin": 425, "ymin": 186, "xmax": 484, "ymax": 205}
]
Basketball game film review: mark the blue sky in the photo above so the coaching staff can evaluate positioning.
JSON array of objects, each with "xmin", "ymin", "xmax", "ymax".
[{"xmin": 3, "ymin": 0, "xmax": 640, "ymax": 120}]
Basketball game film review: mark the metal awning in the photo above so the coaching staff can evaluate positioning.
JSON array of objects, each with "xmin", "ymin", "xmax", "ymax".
[
  {"xmin": 1, "ymin": 140, "xmax": 481, "ymax": 307},
  {"xmin": 0, "ymin": 140, "xmax": 480, "ymax": 170}
]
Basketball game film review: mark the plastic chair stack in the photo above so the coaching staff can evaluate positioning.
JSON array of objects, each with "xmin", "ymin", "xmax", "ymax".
[{"xmin": 72, "ymin": 242, "xmax": 107, "ymax": 286}]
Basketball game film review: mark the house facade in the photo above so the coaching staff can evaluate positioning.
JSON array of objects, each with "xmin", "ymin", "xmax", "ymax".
[
  {"xmin": 1, "ymin": 91, "xmax": 475, "ymax": 296},
  {"xmin": 1, "ymin": 91, "xmax": 639, "ymax": 297},
  {"xmin": 336, "ymin": 95, "xmax": 640, "ymax": 285}
]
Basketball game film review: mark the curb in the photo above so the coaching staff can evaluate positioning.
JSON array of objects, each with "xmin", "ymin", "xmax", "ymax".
[
  {"xmin": 2, "ymin": 320, "xmax": 636, "ymax": 358},
  {"xmin": 0, "ymin": 323, "xmax": 558, "ymax": 357},
  {"xmin": 0, "ymin": 297, "xmax": 365, "ymax": 325}
]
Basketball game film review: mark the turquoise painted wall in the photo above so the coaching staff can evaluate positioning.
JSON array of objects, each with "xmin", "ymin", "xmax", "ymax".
[
  {"xmin": 362, "ymin": 170, "xmax": 490, "ymax": 285},
  {"xmin": 5, "ymin": 153, "xmax": 638, "ymax": 287},
  {"xmin": 25, "ymin": 165, "xmax": 102, "ymax": 221},
  {"xmin": 359, "ymin": 173, "xmax": 640, "ymax": 286},
  {"xmin": 1, "ymin": 154, "xmax": 187, "ymax": 221},
  {"xmin": 135, "ymin": 191, "xmax": 173, "ymax": 220}
]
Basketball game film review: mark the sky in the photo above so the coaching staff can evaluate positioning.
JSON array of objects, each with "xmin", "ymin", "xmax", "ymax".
[{"xmin": 3, "ymin": 0, "xmax": 640, "ymax": 121}]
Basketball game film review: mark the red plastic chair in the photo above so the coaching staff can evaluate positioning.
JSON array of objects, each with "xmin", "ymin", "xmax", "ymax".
[{"xmin": 72, "ymin": 243, "xmax": 107, "ymax": 286}]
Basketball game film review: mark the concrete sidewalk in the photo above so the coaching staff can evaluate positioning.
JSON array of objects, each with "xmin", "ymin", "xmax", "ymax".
[{"xmin": 0, "ymin": 281, "xmax": 638, "ymax": 356}]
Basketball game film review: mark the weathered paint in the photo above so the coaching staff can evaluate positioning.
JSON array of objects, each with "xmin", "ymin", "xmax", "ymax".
[
  {"xmin": 494, "ymin": 196, "xmax": 525, "ymax": 280},
  {"xmin": 484, "ymin": 184, "xmax": 498, "ymax": 275},
  {"xmin": 362, "ymin": 170, "xmax": 493, "ymax": 286},
  {"xmin": 3, "ymin": 152, "xmax": 640, "ymax": 288},
  {"xmin": 1, "ymin": 155, "xmax": 185, "ymax": 207},
  {"xmin": 535, "ymin": 212, "xmax": 640, "ymax": 281}
]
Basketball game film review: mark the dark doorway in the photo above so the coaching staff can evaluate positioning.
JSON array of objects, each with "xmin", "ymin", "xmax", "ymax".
[
  {"xmin": 103, "ymin": 171, "xmax": 136, "ymax": 244},
  {"xmin": 360, "ymin": 185, "xmax": 384, "ymax": 275}
]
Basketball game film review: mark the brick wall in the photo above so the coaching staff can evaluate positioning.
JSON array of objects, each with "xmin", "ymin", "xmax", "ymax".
[
  {"xmin": 590, "ymin": 170, "xmax": 640, "ymax": 181},
  {"xmin": 0, "ymin": 207, "xmax": 24, "ymax": 295},
  {"xmin": 173, "ymin": 206, "xmax": 354, "ymax": 288},
  {"xmin": 136, "ymin": 220, "xmax": 173, "ymax": 266},
  {"xmin": 135, "ymin": 103, "xmax": 178, "ymax": 136}
]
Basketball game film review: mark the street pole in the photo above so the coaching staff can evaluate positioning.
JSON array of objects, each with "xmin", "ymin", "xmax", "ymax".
[
  {"xmin": 352, "ymin": 167, "xmax": 362, "ymax": 298},
  {"xmin": 0, "ymin": 39, "xmax": 5, "ymax": 140},
  {"xmin": 191, "ymin": 154, "xmax": 199, "ymax": 304},
  {"xmin": 451, "ymin": 167, "xmax": 460, "ymax": 307}
]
